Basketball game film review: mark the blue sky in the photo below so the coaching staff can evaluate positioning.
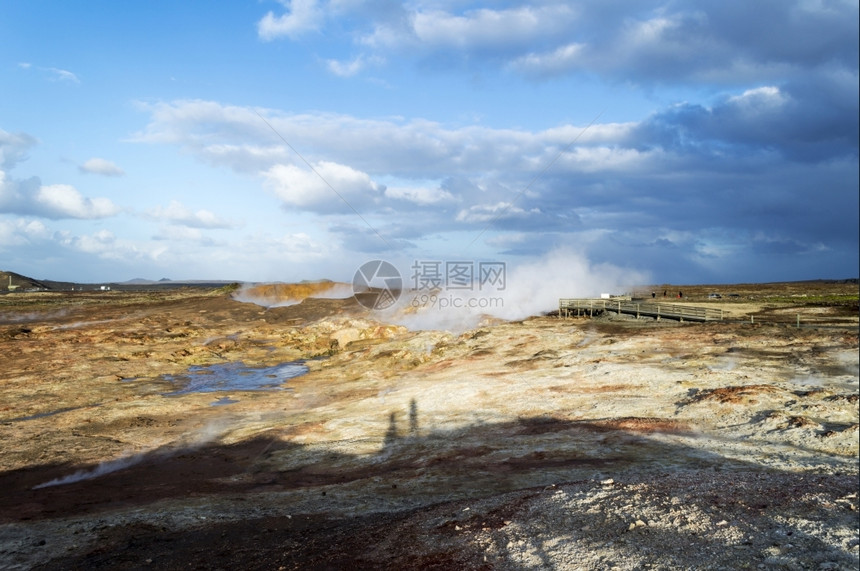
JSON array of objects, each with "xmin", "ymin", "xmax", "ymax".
[{"xmin": 1, "ymin": 0, "xmax": 858, "ymax": 285}]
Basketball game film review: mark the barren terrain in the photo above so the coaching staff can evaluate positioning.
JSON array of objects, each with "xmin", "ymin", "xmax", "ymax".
[{"xmin": 0, "ymin": 282, "xmax": 857, "ymax": 570}]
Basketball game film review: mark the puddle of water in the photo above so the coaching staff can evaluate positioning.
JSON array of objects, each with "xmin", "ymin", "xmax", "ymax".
[
  {"xmin": 162, "ymin": 361, "xmax": 308, "ymax": 396},
  {"xmin": 211, "ymin": 396, "xmax": 239, "ymax": 406}
]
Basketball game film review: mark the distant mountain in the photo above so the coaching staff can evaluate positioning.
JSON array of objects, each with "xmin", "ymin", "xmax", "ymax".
[{"xmin": 1, "ymin": 269, "xmax": 239, "ymax": 292}]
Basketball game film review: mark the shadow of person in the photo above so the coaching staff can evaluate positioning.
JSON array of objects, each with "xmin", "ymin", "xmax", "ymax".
[
  {"xmin": 7, "ymin": 411, "xmax": 857, "ymax": 570},
  {"xmin": 383, "ymin": 412, "xmax": 398, "ymax": 449},
  {"xmin": 409, "ymin": 398, "xmax": 418, "ymax": 437}
]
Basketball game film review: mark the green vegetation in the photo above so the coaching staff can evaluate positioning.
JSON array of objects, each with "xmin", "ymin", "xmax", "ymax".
[
  {"xmin": 759, "ymin": 293, "xmax": 859, "ymax": 306},
  {"xmin": 214, "ymin": 282, "xmax": 241, "ymax": 295}
]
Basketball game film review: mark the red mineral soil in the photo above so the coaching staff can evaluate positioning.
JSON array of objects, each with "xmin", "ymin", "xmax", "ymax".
[{"xmin": 0, "ymin": 281, "xmax": 857, "ymax": 570}]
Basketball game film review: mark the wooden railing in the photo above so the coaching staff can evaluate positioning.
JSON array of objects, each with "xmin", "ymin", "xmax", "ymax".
[{"xmin": 559, "ymin": 298, "xmax": 723, "ymax": 322}]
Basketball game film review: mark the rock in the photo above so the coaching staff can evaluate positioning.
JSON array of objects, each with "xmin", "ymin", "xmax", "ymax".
[{"xmin": 330, "ymin": 328, "xmax": 363, "ymax": 348}]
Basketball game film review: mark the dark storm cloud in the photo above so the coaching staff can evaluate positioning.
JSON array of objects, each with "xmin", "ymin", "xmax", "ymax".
[
  {"xmin": 510, "ymin": 1, "xmax": 858, "ymax": 83},
  {"xmin": 635, "ymin": 76, "xmax": 859, "ymax": 162}
]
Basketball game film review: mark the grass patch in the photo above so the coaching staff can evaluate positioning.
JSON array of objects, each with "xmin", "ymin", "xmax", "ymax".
[
  {"xmin": 213, "ymin": 282, "xmax": 241, "ymax": 295},
  {"xmin": 759, "ymin": 294, "xmax": 859, "ymax": 306}
]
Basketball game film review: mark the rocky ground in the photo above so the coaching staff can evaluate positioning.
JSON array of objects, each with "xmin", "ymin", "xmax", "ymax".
[{"xmin": 0, "ymin": 283, "xmax": 857, "ymax": 570}]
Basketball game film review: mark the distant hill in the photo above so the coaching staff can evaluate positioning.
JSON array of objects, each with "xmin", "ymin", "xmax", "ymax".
[
  {"xmin": 1, "ymin": 269, "xmax": 238, "ymax": 292},
  {"xmin": 0, "ymin": 271, "xmax": 50, "ymax": 292}
]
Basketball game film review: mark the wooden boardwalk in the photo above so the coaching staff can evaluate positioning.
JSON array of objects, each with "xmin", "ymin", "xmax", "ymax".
[{"xmin": 559, "ymin": 298, "xmax": 724, "ymax": 322}]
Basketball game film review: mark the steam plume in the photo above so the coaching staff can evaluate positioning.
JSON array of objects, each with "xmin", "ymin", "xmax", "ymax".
[{"xmin": 393, "ymin": 247, "xmax": 649, "ymax": 332}]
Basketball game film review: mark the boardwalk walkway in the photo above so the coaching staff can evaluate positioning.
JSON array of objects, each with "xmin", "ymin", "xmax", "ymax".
[{"xmin": 559, "ymin": 298, "xmax": 724, "ymax": 322}]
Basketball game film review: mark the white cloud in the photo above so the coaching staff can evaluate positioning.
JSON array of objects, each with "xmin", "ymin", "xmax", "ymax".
[
  {"xmin": 2, "ymin": 130, "xmax": 120, "ymax": 220},
  {"xmin": 510, "ymin": 43, "xmax": 584, "ymax": 76},
  {"xmin": 132, "ymin": 94, "xmax": 857, "ymax": 283},
  {"xmin": 0, "ymin": 129, "xmax": 38, "ymax": 170},
  {"xmin": 261, "ymin": 161, "xmax": 383, "ymax": 213},
  {"xmin": 455, "ymin": 202, "xmax": 540, "ymax": 224},
  {"xmin": 1, "ymin": 171, "xmax": 119, "ymax": 220},
  {"xmin": 129, "ymin": 99, "xmax": 267, "ymax": 145},
  {"xmin": 257, "ymin": 0, "xmax": 322, "ymax": 40},
  {"xmin": 0, "ymin": 218, "xmax": 49, "ymax": 248},
  {"xmin": 199, "ymin": 143, "xmax": 293, "ymax": 173},
  {"xmin": 34, "ymin": 184, "xmax": 120, "ymax": 219},
  {"xmin": 53, "ymin": 228, "xmax": 170, "ymax": 266},
  {"xmin": 410, "ymin": 5, "xmax": 573, "ymax": 49},
  {"xmin": 360, "ymin": 4, "xmax": 576, "ymax": 52},
  {"xmin": 133, "ymin": 100, "xmax": 608, "ymax": 179},
  {"xmin": 326, "ymin": 56, "xmax": 367, "ymax": 77},
  {"xmin": 727, "ymin": 86, "xmax": 789, "ymax": 111},
  {"xmin": 79, "ymin": 158, "xmax": 125, "ymax": 176},
  {"xmin": 18, "ymin": 63, "xmax": 81, "ymax": 83},
  {"xmin": 47, "ymin": 67, "xmax": 80, "ymax": 83},
  {"xmin": 384, "ymin": 185, "xmax": 456, "ymax": 205},
  {"xmin": 152, "ymin": 224, "xmax": 219, "ymax": 245},
  {"xmin": 65, "ymin": 229, "xmax": 116, "ymax": 254},
  {"xmin": 558, "ymin": 146, "xmax": 651, "ymax": 173},
  {"xmin": 147, "ymin": 200, "xmax": 234, "ymax": 229}
]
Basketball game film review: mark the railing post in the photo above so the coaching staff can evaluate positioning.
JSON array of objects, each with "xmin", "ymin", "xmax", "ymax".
[{"xmin": 657, "ymin": 305, "xmax": 660, "ymax": 321}]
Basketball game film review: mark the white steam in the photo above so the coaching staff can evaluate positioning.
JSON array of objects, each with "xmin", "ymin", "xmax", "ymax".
[
  {"xmin": 0, "ymin": 309, "xmax": 69, "ymax": 325},
  {"xmin": 496, "ymin": 248, "xmax": 647, "ymax": 320},
  {"xmin": 393, "ymin": 248, "xmax": 649, "ymax": 332},
  {"xmin": 33, "ymin": 454, "xmax": 146, "ymax": 489},
  {"xmin": 225, "ymin": 247, "xmax": 648, "ymax": 333},
  {"xmin": 32, "ymin": 420, "xmax": 234, "ymax": 489}
]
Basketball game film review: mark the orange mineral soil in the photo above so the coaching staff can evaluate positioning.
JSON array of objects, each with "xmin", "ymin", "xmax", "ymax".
[{"xmin": 0, "ymin": 281, "xmax": 857, "ymax": 570}]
